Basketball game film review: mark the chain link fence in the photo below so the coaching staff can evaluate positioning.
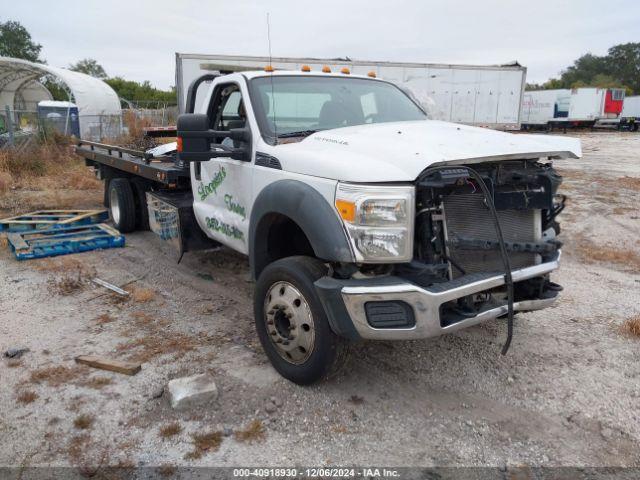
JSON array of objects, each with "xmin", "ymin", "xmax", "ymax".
[{"xmin": 1, "ymin": 104, "xmax": 178, "ymax": 147}]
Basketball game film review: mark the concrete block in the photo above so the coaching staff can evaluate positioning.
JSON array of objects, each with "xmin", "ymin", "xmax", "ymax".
[{"xmin": 166, "ymin": 373, "xmax": 218, "ymax": 410}]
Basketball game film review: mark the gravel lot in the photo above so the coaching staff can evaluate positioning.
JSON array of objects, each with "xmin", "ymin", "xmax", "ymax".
[{"xmin": 1, "ymin": 132, "xmax": 639, "ymax": 471}]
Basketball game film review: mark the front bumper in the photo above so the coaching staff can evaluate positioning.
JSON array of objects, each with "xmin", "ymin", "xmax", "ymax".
[{"xmin": 315, "ymin": 251, "xmax": 561, "ymax": 341}]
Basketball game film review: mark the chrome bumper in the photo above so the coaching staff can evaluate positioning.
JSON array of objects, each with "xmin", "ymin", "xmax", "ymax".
[{"xmin": 340, "ymin": 252, "xmax": 561, "ymax": 340}]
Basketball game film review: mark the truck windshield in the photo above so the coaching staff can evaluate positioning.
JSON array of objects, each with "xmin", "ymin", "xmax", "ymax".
[{"xmin": 249, "ymin": 76, "xmax": 426, "ymax": 140}]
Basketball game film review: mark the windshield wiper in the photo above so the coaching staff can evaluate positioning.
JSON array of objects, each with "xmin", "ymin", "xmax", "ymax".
[{"xmin": 277, "ymin": 129, "xmax": 318, "ymax": 138}]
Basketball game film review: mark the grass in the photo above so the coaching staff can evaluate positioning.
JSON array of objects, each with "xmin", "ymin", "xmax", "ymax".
[
  {"xmin": 16, "ymin": 391, "xmax": 38, "ymax": 404},
  {"xmin": 622, "ymin": 316, "xmax": 640, "ymax": 337},
  {"xmin": 95, "ymin": 313, "xmax": 114, "ymax": 325},
  {"xmin": 130, "ymin": 287, "xmax": 156, "ymax": 303},
  {"xmin": 159, "ymin": 422, "xmax": 182, "ymax": 439},
  {"xmin": 575, "ymin": 239, "xmax": 640, "ymax": 272},
  {"xmin": 29, "ymin": 365, "xmax": 84, "ymax": 387},
  {"xmin": 184, "ymin": 431, "xmax": 223, "ymax": 460},
  {"xmin": 234, "ymin": 420, "xmax": 266, "ymax": 444},
  {"xmin": 40, "ymin": 257, "xmax": 97, "ymax": 295},
  {"xmin": 73, "ymin": 414, "xmax": 95, "ymax": 430},
  {"xmin": 116, "ymin": 331, "xmax": 200, "ymax": 362}
]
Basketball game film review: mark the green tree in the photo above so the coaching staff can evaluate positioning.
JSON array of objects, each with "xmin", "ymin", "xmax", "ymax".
[
  {"xmin": 605, "ymin": 42, "xmax": 640, "ymax": 94},
  {"xmin": 0, "ymin": 20, "xmax": 43, "ymax": 62},
  {"xmin": 69, "ymin": 58, "xmax": 107, "ymax": 79},
  {"xmin": 105, "ymin": 77, "xmax": 176, "ymax": 103},
  {"xmin": 533, "ymin": 43, "xmax": 639, "ymax": 94}
]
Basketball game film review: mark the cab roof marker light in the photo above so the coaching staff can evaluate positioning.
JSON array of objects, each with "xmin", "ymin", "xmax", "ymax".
[
  {"xmin": 264, "ymin": 65, "xmax": 274, "ymax": 72},
  {"xmin": 301, "ymin": 65, "xmax": 311, "ymax": 72},
  {"xmin": 367, "ymin": 71, "xmax": 377, "ymax": 78},
  {"xmin": 322, "ymin": 66, "xmax": 331, "ymax": 73},
  {"xmin": 341, "ymin": 67, "xmax": 350, "ymax": 74}
]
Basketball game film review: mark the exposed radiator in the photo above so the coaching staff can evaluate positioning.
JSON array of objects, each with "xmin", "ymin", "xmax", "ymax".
[{"xmin": 442, "ymin": 193, "xmax": 541, "ymax": 277}]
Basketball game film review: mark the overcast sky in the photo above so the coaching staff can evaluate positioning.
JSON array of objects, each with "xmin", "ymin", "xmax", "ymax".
[{"xmin": 5, "ymin": 0, "xmax": 640, "ymax": 89}]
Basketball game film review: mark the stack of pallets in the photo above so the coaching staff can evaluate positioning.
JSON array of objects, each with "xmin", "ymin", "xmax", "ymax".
[{"xmin": 0, "ymin": 209, "xmax": 125, "ymax": 260}]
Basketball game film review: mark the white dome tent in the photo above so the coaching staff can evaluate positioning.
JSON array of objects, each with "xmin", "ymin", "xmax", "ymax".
[{"xmin": 0, "ymin": 56, "xmax": 122, "ymax": 140}]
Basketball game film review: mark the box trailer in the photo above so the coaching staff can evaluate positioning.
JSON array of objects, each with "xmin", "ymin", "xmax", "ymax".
[
  {"xmin": 619, "ymin": 95, "xmax": 640, "ymax": 131},
  {"xmin": 175, "ymin": 53, "xmax": 527, "ymax": 130},
  {"xmin": 521, "ymin": 89, "xmax": 571, "ymax": 128},
  {"xmin": 521, "ymin": 87, "xmax": 625, "ymax": 129},
  {"xmin": 566, "ymin": 88, "xmax": 625, "ymax": 128}
]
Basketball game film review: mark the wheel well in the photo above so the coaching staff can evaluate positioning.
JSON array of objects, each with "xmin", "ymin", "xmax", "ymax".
[{"xmin": 253, "ymin": 213, "xmax": 315, "ymax": 279}]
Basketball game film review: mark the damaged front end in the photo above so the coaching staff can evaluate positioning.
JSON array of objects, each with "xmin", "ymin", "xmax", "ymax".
[
  {"xmin": 401, "ymin": 160, "xmax": 564, "ymax": 327},
  {"xmin": 316, "ymin": 159, "xmax": 566, "ymax": 344}
]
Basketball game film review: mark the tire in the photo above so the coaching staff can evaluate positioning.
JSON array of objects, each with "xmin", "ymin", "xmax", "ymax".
[
  {"xmin": 130, "ymin": 177, "xmax": 151, "ymax": 231},
  {"xmin": 254, "ymin": 256, "xmax": 349, "ymax": 385},
  {"xmin": 108, "ymin": 178, "xmax": 137, "ymax": 233}
]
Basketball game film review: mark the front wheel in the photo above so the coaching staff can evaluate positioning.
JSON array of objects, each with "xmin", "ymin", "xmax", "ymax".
[{"xmin": 254, "ymin": 256, "xmax": 349, "ymax": 385}]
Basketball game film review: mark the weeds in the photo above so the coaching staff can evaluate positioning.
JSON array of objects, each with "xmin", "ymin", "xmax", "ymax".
[
  {"xmin": 116, "ymin": 332, "xmax": 199, "ymax": 362},
  {"xmin": 130, "ymin": 287, "xmax": 155, "ymax": 303},
  {"xmin": 622, "ymin": 316, "xmax": 640, "ymax": 337},
  {"xmin": 17, "ymin": 391, "xmax": 38, "ymax": 404},
  {"xmin": 184, "ymin": 431, "xmax": 223, "ymax": 460},
  {"xmin": 575, "ymin": 239, "xmax": 640, "ymax": 272},
  {"xmin": 159, "ymin": 422, "xmax": 182, "ymax": 439},
  {"xmin": 234, "ymin": 420, "xmax": 266, "ymax": 444},
  {"xmin": 7, "ymin": 359, "xmax": 22, "ymax": 368},
  {"xmin": 29, "ymin": 365, "xmax": 84, "ymax": 387},
  {"xmin": 95, "ymin": 313, "xmax": 114, "ymax": 325},
  {"xmin": 45, "ymin": 258, "xmax": 96, "ymax": 295},
  {"xmin": 73, "ymin": 414, "xmax": 95, "ymax": 430}
]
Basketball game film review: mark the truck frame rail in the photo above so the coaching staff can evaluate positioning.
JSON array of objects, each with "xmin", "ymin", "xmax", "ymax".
[{"xmin": 75, "ymin": 140, "xmax": 190, "ymax": 186}]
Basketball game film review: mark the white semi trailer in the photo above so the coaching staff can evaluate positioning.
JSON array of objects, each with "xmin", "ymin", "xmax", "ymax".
[
  {"xmin": 521, "ymin": 89, "xmax": 571, "ymax": 128},
  {"xmin": 521, "ymin": 87, "xmax": 626, "ymax": 129},
  {"xmin": 619, "ymin": 95, "xmax": 639, "ymax": 131},
  {"xmin": 175, "ymin": 53, "xmax": 527, "ymax": 130}
]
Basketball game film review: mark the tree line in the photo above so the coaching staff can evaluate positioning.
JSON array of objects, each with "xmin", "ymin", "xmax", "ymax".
[
  {"xmin": 0, "ymin": 19, "xmax": 176, "ymax": 104},
  {"xmin": 526, "ymin": 43, "xmax": 639, "ymax": 94}
]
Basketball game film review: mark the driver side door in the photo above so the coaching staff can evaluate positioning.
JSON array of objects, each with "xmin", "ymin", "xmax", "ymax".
[{"xmin": 192, "ymin": 82, "xmax": 253, "ymax": 254}]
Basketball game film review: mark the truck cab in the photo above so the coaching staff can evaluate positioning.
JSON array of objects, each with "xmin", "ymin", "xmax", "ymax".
[{"xmin": 80, "ymin": 68, "xmax": 581, "ymax": 384}]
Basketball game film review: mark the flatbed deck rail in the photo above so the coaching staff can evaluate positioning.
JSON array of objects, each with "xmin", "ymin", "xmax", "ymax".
[{"xmin": 75, "ymin": 140, "xmax": 190, "ymax": 186}]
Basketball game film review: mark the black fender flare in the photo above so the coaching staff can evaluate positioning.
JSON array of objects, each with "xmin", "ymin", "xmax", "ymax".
[{"xmin": 249, "ymin": 180, "xmax": 354, "ymax": 279}]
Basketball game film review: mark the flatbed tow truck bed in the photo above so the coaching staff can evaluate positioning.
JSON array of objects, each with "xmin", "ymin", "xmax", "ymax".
[{"xmin": 75, "ymin": 140, "xmax": 190, "ymax": 187}]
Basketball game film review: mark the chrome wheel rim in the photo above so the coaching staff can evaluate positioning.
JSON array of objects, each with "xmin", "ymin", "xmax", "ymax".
[
  {"xmin": 264, "ymin": 281, "xmax": 315, "ymax": 365},
  {"xmin": 109, "ymin": 188, "xmax": 120, "ymax": 225}
]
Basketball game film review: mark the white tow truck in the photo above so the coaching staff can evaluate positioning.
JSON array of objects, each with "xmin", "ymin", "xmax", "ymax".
[{"xmin": 76, "ymin": 67, "xmax": 581, "ymax": 384}]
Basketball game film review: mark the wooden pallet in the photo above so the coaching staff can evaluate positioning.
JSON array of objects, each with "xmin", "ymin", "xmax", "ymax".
[
  {"xmin": 6, "ymin": 223, "xmax": 124, "ymax": 260},
  {"xmin": 0, "ymin": 209, "xmax": 108, "ymax": 232}
]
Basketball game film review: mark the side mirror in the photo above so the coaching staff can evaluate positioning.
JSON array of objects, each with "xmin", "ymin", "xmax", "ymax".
[{"xmin": 177, "ymin": 114, "xmax": 252, "ymax": 163}]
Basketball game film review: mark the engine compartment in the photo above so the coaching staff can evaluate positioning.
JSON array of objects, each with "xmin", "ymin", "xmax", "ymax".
[{"xmin": 394, "ymin": 160, "xmax": 565, "ymax": 326}]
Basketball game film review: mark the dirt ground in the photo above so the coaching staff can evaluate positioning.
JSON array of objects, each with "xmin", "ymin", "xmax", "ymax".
[{"xmin": 0, "ymin": 132, "xmax": 639, "ymax": 471}]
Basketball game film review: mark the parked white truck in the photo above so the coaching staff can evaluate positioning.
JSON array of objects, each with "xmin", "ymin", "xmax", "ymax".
[
  {"xmin": 76, "ymin": 68, "xmax": 580, "ymax": 384},
  {"xmin": 176, "ymin": 53, "xmax": 527, "ymax": 130}
]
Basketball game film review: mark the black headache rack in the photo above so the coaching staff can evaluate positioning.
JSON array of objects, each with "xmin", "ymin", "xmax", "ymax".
[{"xmin": 74, "ymin": 140, "xmax": 190, "ymax": 187}]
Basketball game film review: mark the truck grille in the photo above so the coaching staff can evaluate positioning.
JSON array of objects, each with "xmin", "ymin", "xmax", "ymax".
[{"xmin": 442, "ymin": 193, "xmax": 541, "ymax": 277}]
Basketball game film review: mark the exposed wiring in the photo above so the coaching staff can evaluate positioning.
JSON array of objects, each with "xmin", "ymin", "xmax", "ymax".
[{"xmin": 423, "ymin": 165, "xmax": 515, "ymax": 355}]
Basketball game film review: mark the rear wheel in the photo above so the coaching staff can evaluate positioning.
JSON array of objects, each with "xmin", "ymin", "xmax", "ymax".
[
  {"xmin": 254, "ymin": 256, "xmax": 349, "ymax": 385},
  {"xmin": 108, "ymin": 178, "xmax": 136, "ymax": 233}
]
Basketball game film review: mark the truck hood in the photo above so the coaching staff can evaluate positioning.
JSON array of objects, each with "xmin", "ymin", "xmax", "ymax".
[{"xmin": 275, "ymin": 120, "xmax": 581, "ymax": 182}]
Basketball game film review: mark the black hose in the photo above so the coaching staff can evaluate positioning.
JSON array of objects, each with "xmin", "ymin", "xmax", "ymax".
[{"xmin": 422, "ymin": 165, "xmax": 515, "ymax": 355}]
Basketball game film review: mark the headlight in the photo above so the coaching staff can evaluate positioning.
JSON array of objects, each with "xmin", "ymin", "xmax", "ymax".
[{"xmin": 335, "ymin": 183, "xmax": 414, "ymax": 262}]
